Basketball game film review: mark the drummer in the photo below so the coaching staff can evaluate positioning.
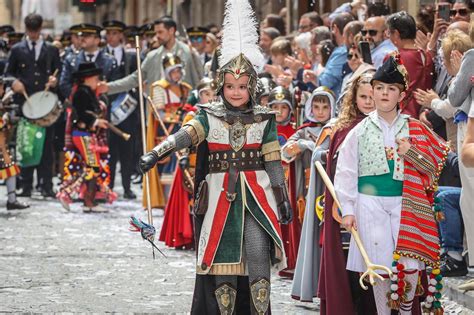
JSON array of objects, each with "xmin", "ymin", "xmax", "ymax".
[{"xmin": 5, "ymin": 13, "xmax": 61, "ymax": 198}]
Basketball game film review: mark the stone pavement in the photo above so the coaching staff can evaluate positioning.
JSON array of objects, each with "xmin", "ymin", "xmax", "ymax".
[
  {"xmin": 0, "ymin": 183, "xmax": 472, "ymax": 314},
  {"xmin": 0, "ymin": 185, "xmax": 318, "ymax": 314}
]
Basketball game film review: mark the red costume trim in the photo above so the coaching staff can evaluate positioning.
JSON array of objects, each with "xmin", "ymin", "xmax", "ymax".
[
  {"xmin": 201, "ymin": 172, "xmax": 232, "ymax": 266},
  {"xmin": 243, "ymin": 171, "xmax": 282, "ymax": 238}
]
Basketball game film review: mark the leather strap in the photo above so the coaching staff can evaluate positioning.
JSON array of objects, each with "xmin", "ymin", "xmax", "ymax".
[{"xmin": 208, "ymin": 149, "xmax": 265, "ymax": 201}]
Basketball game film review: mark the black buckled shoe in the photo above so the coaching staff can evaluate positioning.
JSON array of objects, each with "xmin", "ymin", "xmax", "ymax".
[
  {"xmin": 7, "ymin": 200, "xmax": 30, "ymax": 210},
  {"xmin": 124, "ymin": 189, "xmax": 137, "ymax": 200},
  {"xmin": 441, "ymin": 254, "xmax": 468, "ymax": 277}
]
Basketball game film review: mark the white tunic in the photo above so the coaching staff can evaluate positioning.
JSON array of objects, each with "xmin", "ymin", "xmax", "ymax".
[{"xmin": 334, "ymin": 113, "xmax": 424, "ymax": 273}]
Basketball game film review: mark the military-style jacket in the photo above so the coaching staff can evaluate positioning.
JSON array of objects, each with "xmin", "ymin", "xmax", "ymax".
[
  {"xmin": 59, "ymin": 50, "xmax": 120, "ymax": 100},
  {"xmin": 5, "ymin": 39, "xmax": 61, "ymax": 100}
]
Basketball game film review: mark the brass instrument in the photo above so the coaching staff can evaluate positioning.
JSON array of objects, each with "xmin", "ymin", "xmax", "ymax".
[{"xmin": 85, "ymin": 110, "xmax": 131, "ymax": 141}]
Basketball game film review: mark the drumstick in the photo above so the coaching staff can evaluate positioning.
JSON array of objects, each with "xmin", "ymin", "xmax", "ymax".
[
  {"xmin": 44, "ymin": 69, "xmax": 59, "ymax": 92},
  {"xmin": 22, "ymin": 91, "xmax": 32, "ymax": 107}
]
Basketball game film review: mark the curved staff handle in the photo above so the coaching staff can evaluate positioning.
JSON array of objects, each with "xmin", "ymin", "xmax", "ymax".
[
  {"xmin": 135, "ymin": 35, "xmax": 155, "ymax": 258},
  {"xmin": 314, "ymin": 161, "xmax": 393, "ymax": 290}
]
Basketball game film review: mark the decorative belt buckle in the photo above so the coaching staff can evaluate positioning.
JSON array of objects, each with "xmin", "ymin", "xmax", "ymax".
[
  {"xmin": 226, "ymin": 192, "xmax": 237, "ymax": 201},
  {"xmin": 220, "ymin": 160, "xmax": 229, "ymax": 171}
]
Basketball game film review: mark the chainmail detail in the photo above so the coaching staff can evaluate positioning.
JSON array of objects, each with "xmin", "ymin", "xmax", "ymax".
[
  {"xmin": 173, "ymin": 128, "xmax": 193, "ymax": 151},
  {"xmin": 264, "ymin": 160, "xmax": 286, "ymax": 187},
  {"xmin": 244, "ymin": 211, "xmax": 271, "ymax": 282}
]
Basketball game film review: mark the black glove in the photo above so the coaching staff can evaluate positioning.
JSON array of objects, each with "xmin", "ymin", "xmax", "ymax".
[
  {"xmin": 139, "ymin": 136, "xmax": 176, "ymax": 173},
  {"xmin": 139, "ymin": 151, "xmax": 160, "ymax": 174},
  {"xmin": 272, "ymin": 184, "xmax": 293, "ymax": 224},
  {"xmin": 178, "ymin": 155, "xmax": 189, "ymax": 170}
]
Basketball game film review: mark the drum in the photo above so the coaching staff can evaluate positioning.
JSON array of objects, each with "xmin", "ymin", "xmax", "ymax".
[
  {"xmin": 22, "ymin": 91, "xmax": 62, "ymax": 127},
  {"xmin": 16, "ymin": 118, "xmax": 45, "ymax": 167},
  {"xmin": 110, "ymin": 92, "xmax": 137, "ymax": 125}
]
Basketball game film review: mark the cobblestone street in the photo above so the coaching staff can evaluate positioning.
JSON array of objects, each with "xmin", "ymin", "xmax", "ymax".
[{"xmin": 0, "ymin": 184, "xmax": 319, "ymax": 314}]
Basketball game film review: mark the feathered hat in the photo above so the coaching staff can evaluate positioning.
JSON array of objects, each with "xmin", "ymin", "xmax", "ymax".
[{"xmin": 215, "ymin": 0, "xmax": 265, "ymax": 105}]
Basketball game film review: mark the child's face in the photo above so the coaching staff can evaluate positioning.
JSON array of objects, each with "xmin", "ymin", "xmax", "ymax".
[
  {"xmin": 271, "ymin": 53, "xmax": 286, "ymax": 66},
  {"xmin": 84, "ymin": 75, "xmax": 100, "ymax": 90},
  {"xmin": 271, "ymin": 103, "xmax": 291, "ymax": 123},
  {"xmin": 223, "ymin": 73, "xmax": 250, "ymax": 108},
  {"xmin": 259, "ymin": 95, "xmax": 269, "ymax": 107},
  {"xmin": 356, "ymin": 83, "xmax": 375, "ymax": 114},
  {"xmin": 312, "ymin": 100, "xmax": 331, "ymax": 122},
  {"xmin": 199, "ymin": 88, "xmax": 216, "ymax": 104},
  {"xmin": 169, "ymin": 68, "xmax": 183, "ymax": 83},
  {"xmin": 372, "ymin": 81, "xmax": 405, "ymax": 113}
]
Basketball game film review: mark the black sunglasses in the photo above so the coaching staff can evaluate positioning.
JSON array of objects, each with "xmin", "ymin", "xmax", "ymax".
[
  {"xmin": 450, "ymin": 9, "xmax": 469, "ymax": 16},
  {"xmin": 347, "ymin": 53, "xmax": 360, "ymax": 60},
  {"xmin": 361, "ymin": 29, "xmax": 380, "ymax": 37}
]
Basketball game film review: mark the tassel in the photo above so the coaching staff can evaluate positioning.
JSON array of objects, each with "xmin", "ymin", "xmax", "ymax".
[
  {"xmin": 435, "ymin": 211, "xmax": 445, "ymax": 221},
  {"xmin": 416, "ymin": 272, "xmax": 424, "ymax": 296},
  {"xmin": 404, "ymin": 281, "xmax": 413, "ymax": 297},
  {"xmin": 387, "ymin": 293, "xmax": 401, "ymax": 310}
]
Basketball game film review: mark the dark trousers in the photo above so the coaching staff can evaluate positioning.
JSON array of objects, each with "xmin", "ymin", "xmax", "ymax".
[
  {"xmin": 108, "ymin": 114, "xmax": 135, "ymax": 191},
  {"xmin": 20, "ymin": 125, "xmax": 55, "ymax": 191}
]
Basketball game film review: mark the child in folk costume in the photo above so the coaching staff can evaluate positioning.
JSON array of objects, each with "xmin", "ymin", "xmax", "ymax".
[
  {"xmin": 335, "ymin": 55, "xmax": 448, "ymax": 314},
  {"xmin": 268, "ymin": 86, "xmax": 297, "ymax": 277},
  {"xmin": 139, "ymin": 0, "xmax": 292, "ymax": 313},
  {"xmin": 145, "ymin": 53, "xmax": 192, "ymax": 209},
  {"xmin": 288, "ymin": 86, "xmax": 336, "ymax": 301},
  {"xmin": 159, "ymin": 78, "xmax": 215, "ymax": 249},
  {"xmin": 0, "ymin": 77, "xmax": 29, "ymax": 210},
  {"xmin": 319, "ymin": 72, "xmax": 378, "ymax": 315},
  {"xmin": 57, "ymin": 62, "xmax": 116, "ymax": 212}
]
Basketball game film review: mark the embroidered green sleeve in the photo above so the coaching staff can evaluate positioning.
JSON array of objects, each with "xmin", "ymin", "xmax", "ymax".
[
  {"xmin": 261, "ymin": 116, "xmax": 281, "ymax": 160},
  {"xmin": 183, "ymin": 109, "xmax": 209, "ymax": 144}
]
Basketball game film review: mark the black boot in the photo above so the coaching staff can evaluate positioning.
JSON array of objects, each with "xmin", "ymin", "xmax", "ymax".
[{"xmin": 124, "ymin": 189, "xmax": 137, "ymax": 199}]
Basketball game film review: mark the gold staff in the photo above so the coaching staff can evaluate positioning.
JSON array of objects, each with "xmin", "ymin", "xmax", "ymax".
[{"xmin": 315, "ymin": 161, "xmax": 393, "ymax": 289}]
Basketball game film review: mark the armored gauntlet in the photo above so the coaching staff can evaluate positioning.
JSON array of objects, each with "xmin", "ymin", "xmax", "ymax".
[
  {"xmin": 272, "ymin": 184, "xmax": 293, "ymax": 224},
  {"xmin": 139, "ymin": 135, "xmax": 176, "ymax": 173}
]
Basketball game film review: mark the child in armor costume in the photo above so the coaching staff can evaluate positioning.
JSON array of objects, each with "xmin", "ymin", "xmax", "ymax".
[
  {"xmin": 287, "ymin": 87, "xmax": 335, "ymax": 301},
  {"xmin": 57, "ymin": 62, "xmax": 116, "ymax": 212},
  {"xmin": 159, "ymin": 79, "xmax": 215, "ymax": 249},
  {"xmin": 267, "ymin": 86, "xmax": 298, "ymax": 278},
  {"xmin": 145, "ymin": 53, "xmax": 192, "ymax": 209},
  {"xmin": 139, "ymin": 1, "xmax": 292, "ymax": 312},
  {"xmin": 0, "ymin": 77, "xmax": 29, "ymax": 210},
  {"xmin": 335, "ymin": 55, "xmax": 448, "ymax": 315}
]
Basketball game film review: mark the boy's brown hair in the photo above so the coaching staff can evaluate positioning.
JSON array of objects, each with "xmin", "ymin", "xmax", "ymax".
[{"xmin": 270, "ymin": 38, "xmax": 292, "ymax": 56}]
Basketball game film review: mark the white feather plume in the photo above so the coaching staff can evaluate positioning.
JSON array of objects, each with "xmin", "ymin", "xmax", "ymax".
[{"xmin": 219, "ymin": 0, "xmax": 265, "ymax": 71}]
